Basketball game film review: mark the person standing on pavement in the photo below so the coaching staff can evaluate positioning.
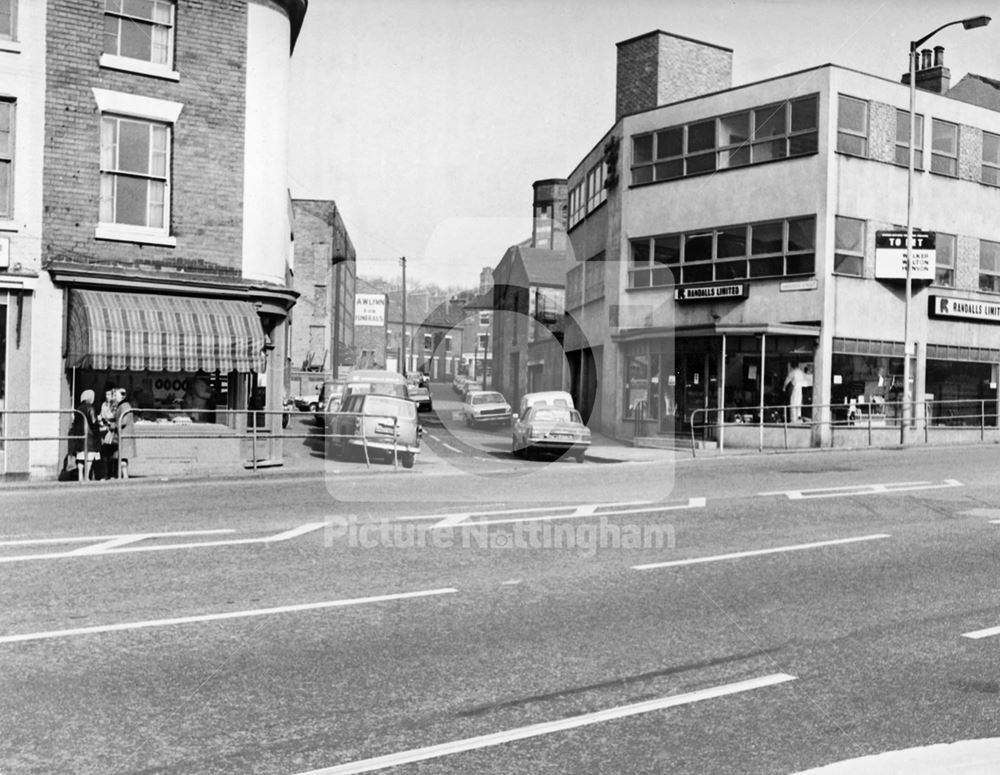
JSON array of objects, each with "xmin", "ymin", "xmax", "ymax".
[
  {"xmin": 115, "ymin": 387, "xmax": 135, "ymax": 479},
  {"xmin": 70, "ymin": 389, "xmax": 101, "ymax": 481},
  {"xmin": 98, "ymin": 382, "xmax": 119, "ymax": 479}
]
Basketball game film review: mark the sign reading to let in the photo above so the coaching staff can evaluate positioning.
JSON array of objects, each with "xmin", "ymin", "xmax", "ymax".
[
  {"xmin": 875, "ymin": 230, "xmax": 935, "ymax": 281},
  {"xmin": 674, "ymin": 283, "xmax": 749, "ymax": 302},
  {"xmin": 354, "ymin": 293, "xmax": 386, "ymax": 327}
]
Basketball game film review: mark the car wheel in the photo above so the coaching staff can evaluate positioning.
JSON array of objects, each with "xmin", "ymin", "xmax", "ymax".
[
  {"xmin": 400, "ymin": 452, "xmax": 415, "ymax": 469},
  {"xmin": 308, "ymin": 402, "xmax": 318, "ymax": 412}
]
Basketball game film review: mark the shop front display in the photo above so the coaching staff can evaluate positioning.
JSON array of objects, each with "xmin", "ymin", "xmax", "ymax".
[{"xmin": 64, "ymin": 288, "xmax": 270, "ymax": 476}]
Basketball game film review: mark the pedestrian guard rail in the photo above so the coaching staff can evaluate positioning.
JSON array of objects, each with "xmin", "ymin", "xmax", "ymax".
[
  {"xmin": 0, "ymin": 407, "xmax": 416, "ymax": 480},
  {"xmin": 688, "ymin": 397, "xmax": 1000, "ymax": 457}
]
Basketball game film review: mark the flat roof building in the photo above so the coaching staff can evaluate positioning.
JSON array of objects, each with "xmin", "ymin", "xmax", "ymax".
[{"xmin": 564, "ymin": 29, "xmax": 1000, "ymax": 448}]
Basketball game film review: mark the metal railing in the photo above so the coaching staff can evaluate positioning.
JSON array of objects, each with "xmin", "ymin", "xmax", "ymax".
[
  {"xmin": 0, "ymin": 406, "xmax": 417, "ymax": 481},
  {"xmin": 688, "ymin": 397, "xmax": 1000, "ymax": 457}
]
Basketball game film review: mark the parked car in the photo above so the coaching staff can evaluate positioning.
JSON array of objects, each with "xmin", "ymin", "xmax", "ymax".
[
  {"xmin": 313, "ymin": 380, "xmax": 345, "ymax": 426},
  {"xmin": 516, "ymin": 390, "xmax": 575, "ymax": 420},
  {"xmin": 452, "ymin": 374, "xmax": 468, "ymax": 394},
  {"xmin": 294, "ymin": 384, "xmax": 323, "ymax": 411},
  {"xmin": 408, "ymin": 381, "xmax": 433, "ymax": 412},
  {"xmin": 511, "ymin": 404, "xmax": 590, "ymax": 462},
  {"xmin": 343, "ymin": 369, "xmax": 410, "ymax": 400},
  {"xmin": 462, "ymin": 390, "xmax": 512, "ymax": 427},
  {"xmin": 327, "ymin": 393, "xmax": 421, "ymax": 468}
]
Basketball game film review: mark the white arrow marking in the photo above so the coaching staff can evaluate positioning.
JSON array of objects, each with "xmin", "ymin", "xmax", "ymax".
[{"xmin": 759, "ymin": 480, "xmax": 962, "ymax": 499}]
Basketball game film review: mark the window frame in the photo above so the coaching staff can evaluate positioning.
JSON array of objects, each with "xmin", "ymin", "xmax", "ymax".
[
  {"xmin": 933, "ymin": 232, "xmax": 956, "ymax": 287},
  {"xmin": 630, "ymin": 94, "xmax": 819, "ymax": 185},
  {"xmin": 0, "ymin": 0, "xmax": 15, "ymax": 42},
  {"xmin": 833, "ymin": 216, "xmax": 866, "ymax": 277},
  {"xmin": 983, "ymin": 131, "xmax": 1000, "ymax": 187},
  {"xmin": 837, "ymin": 95, "xmax": 869, "ymax": 157},
  {"xmin": 101, "ymin": 0, "xmax": 179, "ymax": 80},
  {"xmin": 930, "ymin": 119, "xmax": 959, "ymax": 177},
  {"xmin": 93, "ymin": 89, "xmax": 182, "ymax": 246},
  {"xmin": 0, "ymin": 99, "xmax": 13, "ymax": 220},
  {"xmin": 979, "ymin": 240, "xmax": 1000, "ymax": 293},
  {"xmin": 627, "ymin": 216, "xmax": 815, "ymax": 289},
  {"xmin": 894, "ymin": 109, "xmax": 924, "ymax": 170}
]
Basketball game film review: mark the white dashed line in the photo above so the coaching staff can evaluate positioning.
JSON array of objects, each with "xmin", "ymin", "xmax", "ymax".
[
  {"xmin": 295, "ymin": 673, "xmax": 796, "ymax": 774},
  {"xmin": 759, "ymin": 480, "xmax": 962, "ymax": 499},
  {"xmin": 633, "ymin": 533, "xmax": 891, "ymax": 570},
  {"xmin": 0, "ymin": 588, "xmax": 458, "ymax": 645}
]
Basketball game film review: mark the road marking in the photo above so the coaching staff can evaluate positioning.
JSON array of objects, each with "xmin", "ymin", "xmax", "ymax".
[
  {"xmin": 441, "ymin": 443, "xmax": 462, "ymax": 453},
  {"xmin": 400, "ymin": 501, "xmax": 656, "ymax": 530},
  {"xmin": 295, "ymin": 673, "xmax": 796, "ymax": 775},
  {"xmin": 0, "ymin": 522, "xmax": 330, "ymax": 563},
  {"xmin": 759, "ymin": 479, "xmax": 962, "ymax": 499},
  {"xmin": 0, "ymin": 529, "xmax": 236, "ymax": 547},
  {"xmin": 0, "ymin": 588, "xmax": 457, "ymax": 645},
  {"xmin": 633, "ymin": 533, "xmax": 891, "ymax": 570},
  {"xmin": 961, "ymin": 624, "xmax": 1000, "ymax": 640},
  {"xmin": 450, "ymin": 498, "xmax": 706, "ymax": 529}
]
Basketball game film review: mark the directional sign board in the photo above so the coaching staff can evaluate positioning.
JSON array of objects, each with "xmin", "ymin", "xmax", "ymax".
[{"xmin": 875, "ymin": 230, "xmax": 935, "ymax": 281}]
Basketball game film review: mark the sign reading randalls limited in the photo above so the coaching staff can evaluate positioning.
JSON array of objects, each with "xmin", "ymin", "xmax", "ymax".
[
  {"xmin": 930, "ymin": 295, "xmax": 1000, "ymax": 324},
  {"xmin": 674, "ymin": 284, "xmax": 749, "ymax": 302}
]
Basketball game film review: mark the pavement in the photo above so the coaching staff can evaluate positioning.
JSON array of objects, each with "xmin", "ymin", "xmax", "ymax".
[{"xmin": 791, "ymin": 738, "xmax": 1000, "ymax": 774}]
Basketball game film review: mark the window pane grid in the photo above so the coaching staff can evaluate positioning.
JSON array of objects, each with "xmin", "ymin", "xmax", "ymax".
[
  {"xmin": 631, "ymin": 94, "xmax": 818, "ymax": 184},
  {"xmin": 100, "ymin": 114, "xmax": 170, "ymax": 231},
  {"xmin": 104, "ymin": 0, "xmax": 174, "ymax": 66},
  {"xmin": 834, "ymin": 216, "xmax": 866, "ymax": 277},
  {"xmin": 931, "ymin": 119, "xmax": 958, "ymax": 176},
  {"xmin": 894, "ymin": 110, "xmax": 924, "ymax": 169},
  {"xmin": 628, "ymin": 216, "xmax": 816, "ymax": 288},
  {"xmin": 935, "ymin": 233, "xmax": 955, "ymax": 286},
  {"xmin": 980, "ymin": 241, "xmax": 1000, "ymax": 292},
  {"xmin": 837, "ymin": 95, "xmax": 868, "ymax": 157},
  {"xmin": 983, "ymin": 132, "xmax": 1000, "ymax": 187}
]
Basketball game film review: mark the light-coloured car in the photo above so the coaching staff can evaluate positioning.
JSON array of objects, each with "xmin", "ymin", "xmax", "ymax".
[
  {"xmin": 511, "ymin": 405, "xmax": 590, "ymax": 462},
  {"xmin": 516, "ymin": 390, "xmax": 575, "ymax": 419},
  {"xmin": 463, "ymin": 390, "xmax": 512, "ymax": 427},
  {"xmin": 327, "ymin": 393, "xmax": 421, "ymax": 468}
]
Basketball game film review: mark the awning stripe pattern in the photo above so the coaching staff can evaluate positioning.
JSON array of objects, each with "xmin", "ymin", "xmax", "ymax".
[{"xmin": 67, "ymin": 289, "xmax": 266, "ymax": 373}]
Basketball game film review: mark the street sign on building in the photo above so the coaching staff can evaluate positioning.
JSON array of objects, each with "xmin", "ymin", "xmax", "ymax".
[
  {"xmin": 355, "ymin": 293, "xmax": 386, "ymax": 326},
  {"xmin": 875, "ymin": 230, "xmax": 935, "ymax": 281}
]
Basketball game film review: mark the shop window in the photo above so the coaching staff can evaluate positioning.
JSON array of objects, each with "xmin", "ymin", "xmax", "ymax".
[
  {"xmin": 0, "ymin": 0, "xmax": 13, "ymax": 40},
  {"xmin": 983, "ymin": 132, "xmax": 1000, "ymax": 187},
  {"xmin": 103, "ymin": 0, "xmax": 175, "ymax": 69},
  {"xmin": 931, "ymin": 119, "xmax": 958, "ymax": 177},
  {"xmin": 624, "ymin": 353, "xmax": 650, "ymax": 419},
  {"xmin": 834, "ymin": 217, "xmax": 865, "ymax": 277},
  {"xmin": 934, "ymin": 233, "xmax": 955, "ymax": 287},
  {"xmin": 0, "ymin": 100, "xmax": 11, "ymax": 219},
  {"xmin": 894, "ymin": 109, "xmax": 924, "ymax": 169},
  {"xmin": 979, "ymin": 240, "xmax": 1000, "ymax": 293},
  {"xmin": 837, "ymin": 95, "xmax": 868, "ymax": 157}
]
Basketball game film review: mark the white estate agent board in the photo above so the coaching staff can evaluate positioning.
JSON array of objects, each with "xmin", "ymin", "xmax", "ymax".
[
  {"xmin": 355, "ymin": 294, "xmax": 386, "ymax": 327},
  {"xmin": 875, "ymin": 230, "xmax": 936, "ymax": 281}
]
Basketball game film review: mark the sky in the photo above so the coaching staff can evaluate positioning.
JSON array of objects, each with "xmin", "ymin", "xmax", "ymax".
[{"xmin": 286, "ymin": 0, "xmax": 999, "ymax": 289}]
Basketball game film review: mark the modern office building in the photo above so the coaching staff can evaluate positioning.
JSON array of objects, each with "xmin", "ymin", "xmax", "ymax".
[
  {"xmin": 564, "ymin": 29, "xmax": 1000, "ymax": 446},
  {"xmin": 1, "ymin": 0, "xmax": 308, "ymax": 478}
]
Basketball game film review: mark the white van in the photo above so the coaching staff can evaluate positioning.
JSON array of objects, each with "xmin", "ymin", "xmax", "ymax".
[{"xmin": 516, "ymin": 390, "xmax": 575, "ymax": 419}]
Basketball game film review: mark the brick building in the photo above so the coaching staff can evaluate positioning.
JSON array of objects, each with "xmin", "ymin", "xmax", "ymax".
[
  {"xmin": 288, "ymin": 199, "xmax": 356, "ymax": 385},
  {"xmin": 1, "ymin": 0, "xmax": 307, "ymax": 478}
]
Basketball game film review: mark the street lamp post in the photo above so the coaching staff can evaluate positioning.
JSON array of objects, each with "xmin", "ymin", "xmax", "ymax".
[{"xmin": 903, "ymin": 15, "xmax": 990, "ymax": 443}]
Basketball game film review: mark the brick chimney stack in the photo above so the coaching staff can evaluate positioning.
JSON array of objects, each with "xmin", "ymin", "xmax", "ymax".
[
  {"xmin": 531, "ymin": 179, "xmax": 568, "ymax": 251},
  {"xmin": 901, "ymin": 45, "xmax": 951, "ymax": 94},
  {"xmin": 615, "ymin": 30, "xmax": 733, "ymax": 121}
]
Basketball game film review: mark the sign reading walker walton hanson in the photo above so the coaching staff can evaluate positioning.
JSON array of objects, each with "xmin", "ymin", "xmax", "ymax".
[
  {"xmin": 674, "ymin": 283, "xmax": 749, "ymax": 302},
  {"xmin": 929, "ymin": 295, "xmax": 1000, "ymax": 324}
]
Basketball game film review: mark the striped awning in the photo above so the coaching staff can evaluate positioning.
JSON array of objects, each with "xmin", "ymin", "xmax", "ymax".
[{"xmin": 67, "ymin": 289, "xmax": 266, "ymax": 373}]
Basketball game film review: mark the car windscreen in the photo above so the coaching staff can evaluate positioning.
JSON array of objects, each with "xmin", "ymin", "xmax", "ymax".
[
  {"xmin": 365, "ymin": 396, "xmax": 416, "ymax": 419},
  {"xmin": 472, "ymin": 393, "xmax": 506, "ymax": 405}
]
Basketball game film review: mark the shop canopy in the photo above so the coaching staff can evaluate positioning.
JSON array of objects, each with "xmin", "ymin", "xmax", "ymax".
[{"xmin": 67, "ymin": 289, "xmax": 266, "ymax": 373}]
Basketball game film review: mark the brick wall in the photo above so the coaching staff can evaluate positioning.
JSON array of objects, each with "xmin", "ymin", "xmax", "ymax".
[
  {"xmin": 616, "ymin": 31, "xmax": 732, "ymax": 121},
  {"xmin": 43, "ymin": 0, "xmax": 248, "ymax": 275}
]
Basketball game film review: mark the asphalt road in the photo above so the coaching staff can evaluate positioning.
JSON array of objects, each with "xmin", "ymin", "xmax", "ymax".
[{"xmin": 3, "ymin": 438, "xmax": 1000, "ymax": 774}]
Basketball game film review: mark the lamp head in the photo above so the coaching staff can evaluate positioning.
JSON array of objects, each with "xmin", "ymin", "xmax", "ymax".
[{"xmin": 962, "ymin": 15, "xmax": 991, "ymax": 29}]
